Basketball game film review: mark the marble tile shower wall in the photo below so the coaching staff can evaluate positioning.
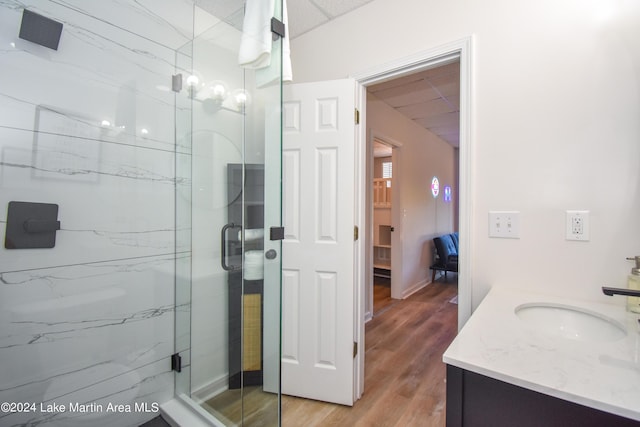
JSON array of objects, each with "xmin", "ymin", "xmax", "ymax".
[{"xmin": 0, "ymin": 1, "xmax": 196, "ymax": 426}]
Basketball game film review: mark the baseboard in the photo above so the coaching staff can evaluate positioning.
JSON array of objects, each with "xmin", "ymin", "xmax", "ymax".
[{"xmin": 401, "ymin": 277, "xmax": 430, "ymax": 299}]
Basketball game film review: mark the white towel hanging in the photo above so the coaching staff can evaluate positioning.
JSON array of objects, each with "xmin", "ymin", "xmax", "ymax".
[{"xmin": 238, "ymin": 0, "xmax": 292, "ymax": 84}]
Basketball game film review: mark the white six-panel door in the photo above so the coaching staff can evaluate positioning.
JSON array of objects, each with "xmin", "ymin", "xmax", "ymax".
[{"xmin": 281, "ymin": 79, "xmax": 356, "ymax": 405}]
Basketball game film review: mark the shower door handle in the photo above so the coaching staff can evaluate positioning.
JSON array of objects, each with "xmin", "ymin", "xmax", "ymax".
[{"xmin": 221, "ymin": 223, "xmax": 242, "ymax": 271}]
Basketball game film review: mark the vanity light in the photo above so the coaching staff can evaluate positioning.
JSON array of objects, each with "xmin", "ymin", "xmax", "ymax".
[
  {"xmin": 101, "ymin": 120, "xmax": 111, "ymax": 127},
  {"xmin": 232, "ymin": 89, "xmax": 250, "ymax": 111},
  {"xmin": 186, "ymin": 74, "xmax": 200, "ymax": 87},
  {"xmin": 209, "ymin": 81, "xmax": 227, "ymax": 100}
]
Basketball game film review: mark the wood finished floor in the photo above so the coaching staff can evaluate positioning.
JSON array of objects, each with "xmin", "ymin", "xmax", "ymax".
[
  {"xmin": 282, "ymin": 275, "xmax": 458, "ymax": 427},
  {"xmin": 203, "ymin": 385, "xmax": 278, "ymax": 427}
]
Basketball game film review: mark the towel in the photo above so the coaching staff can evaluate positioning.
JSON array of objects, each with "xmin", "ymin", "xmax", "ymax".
[
  {"xmin": 239, "ymin": 0, "xmax": 292, "ymax": 85},
  {"xmin": 237, "ymin": 228, "xmax": 265, "ymax": 242}
]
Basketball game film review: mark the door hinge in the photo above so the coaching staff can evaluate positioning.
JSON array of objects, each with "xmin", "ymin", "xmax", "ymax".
[
  {"xmin": 354, "ymin": 225, "xmax": 359, "ymax": 241},
  {"xmin": 353, "ymin": 342, "xmax": 358, "ymax": 358},
  {"xmin": 171, "ymin": 353, "xmax": 182, "ymax": 373},
  {"xmin": 271, "ymin": 17, "xmax": 286, "ymax": 39},
  {"xmin": 354, "ymin": 108, "xmax": 360, "ymax": 125}
]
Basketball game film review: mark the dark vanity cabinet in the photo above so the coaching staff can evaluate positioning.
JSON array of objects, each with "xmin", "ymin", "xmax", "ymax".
[{"xmin": 446, "ymin": 365, "xmax": 640, "ymax": 427}]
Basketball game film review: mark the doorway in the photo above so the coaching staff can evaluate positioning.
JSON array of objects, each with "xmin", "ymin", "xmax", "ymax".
[
  {"xmin": 364, "ymin": 59, "xmax": 461, "ymax": 316},
  {"xmin": 353, "ymin": 37, "xmax": 472, "ymax": 400},
  {"xmin": 371, "ymin": 138, "xmax": 398, "ymax": 316}
]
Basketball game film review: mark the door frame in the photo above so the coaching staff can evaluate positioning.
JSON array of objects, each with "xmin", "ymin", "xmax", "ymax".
[{"xmin": 351, "ymin": 36, "xmax": 474, "ymax": 400}]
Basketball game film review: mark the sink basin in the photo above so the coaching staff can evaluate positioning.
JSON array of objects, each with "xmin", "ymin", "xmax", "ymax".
[{"xmin": 515, "ymin": 302, "xmax": 627, "ymax": 342}]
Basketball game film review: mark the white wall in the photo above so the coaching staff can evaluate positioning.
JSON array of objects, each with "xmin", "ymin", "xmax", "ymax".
[
  {"xmin": 291, "ymin": 0, "xmax": 640, "ymax": 308},
  {"xmin": 368, "ymin": 94, "xmax": 456, "ymax": 298}
]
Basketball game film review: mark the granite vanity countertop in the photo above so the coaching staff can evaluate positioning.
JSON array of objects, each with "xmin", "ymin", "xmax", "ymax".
[{"xmin": 443, "ymin": 287, "xmax": 640, "ymax": 421}]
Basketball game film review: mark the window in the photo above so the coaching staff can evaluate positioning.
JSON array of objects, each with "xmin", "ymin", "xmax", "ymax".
[{"xmin": 382, "ymin": 161, "xmax": 392, "ymax": 187}]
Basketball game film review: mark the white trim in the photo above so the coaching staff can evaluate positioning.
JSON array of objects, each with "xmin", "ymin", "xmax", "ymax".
[
  {"xmin": 351, "ymin": 37, "xmax": 474, "ymax": 357},
  {"xmin": 401, "ymin": 278, "xmax": 431, "ymax": 299},
  {"xmin": 353, "ymin": 80, "xmax": 366, "ymax": 402}
]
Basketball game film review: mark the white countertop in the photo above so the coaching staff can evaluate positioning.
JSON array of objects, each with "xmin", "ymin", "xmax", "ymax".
[{"xmin": 443, "ymin": 286, "xmax": 640, "ymax": 421}]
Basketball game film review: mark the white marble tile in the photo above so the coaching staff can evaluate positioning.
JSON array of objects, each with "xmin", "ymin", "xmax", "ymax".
[
  {"xmin": 0, "ymin": 255, "xmax": 180, "ymax": 421},
  {"xmin": 0, "ymin": 126, "xmax": 176, "ymax": 271},
  {"xmin": 0, "ymin": 357, "xmax": 173, "ymax": 427},
  {"xmin": 9, "ymin": 0, "xmax": 197, "ymax": 51},
  {"xmin": 0, "ymin": 2, "xmax": 180, "ymax": 153}
]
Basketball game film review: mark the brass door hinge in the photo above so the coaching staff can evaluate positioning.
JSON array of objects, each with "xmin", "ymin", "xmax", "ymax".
[
  {"xmin": 354, "ymin": 108, "xmax": 360, "ymax": 125},
  {"xmin": 354, "ymin": 226, "xmax": 359, "ymax": 241},
  {"xmin": 353, "ymin": 342, "xmax": 358, "ymax": 358}
]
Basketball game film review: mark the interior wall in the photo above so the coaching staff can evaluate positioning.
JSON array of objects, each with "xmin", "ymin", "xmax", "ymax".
[
  {"xmin": 291, "ymin": 0, "xmax": 640, "ymax": 308},
  {"xmin": 0, "ymin": 1, "xmax": 196, "ymax": 425},
  {"xmin": 368, "ymin": 93, "xmax": 457, "ymax": 297}
]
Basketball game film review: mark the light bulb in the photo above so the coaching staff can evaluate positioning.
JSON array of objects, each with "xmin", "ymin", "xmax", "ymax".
[{"xmin": 186, "ymin": 75, "xmax": 199, "ymax": 86}]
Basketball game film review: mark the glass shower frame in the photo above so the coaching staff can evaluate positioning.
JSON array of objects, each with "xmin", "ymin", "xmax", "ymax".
[{"xmin": 174, "ymin": 2, "xmax": 283, "ymax": 426}]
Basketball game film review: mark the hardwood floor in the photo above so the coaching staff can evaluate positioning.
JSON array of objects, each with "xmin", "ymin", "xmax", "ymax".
[
  {"xmin": 282, "ymin": 275, "xmax": 458, "ymax": 427},
  {"xmin": 372, "ymin": 277, "xmax": 398, "ymax": 315},
  {"xmin": 203, "ymin": 385, "xmax": 278, "ymax": 427}
]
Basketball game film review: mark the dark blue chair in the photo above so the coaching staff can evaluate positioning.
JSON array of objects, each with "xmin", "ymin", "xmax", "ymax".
[{"xmin": 430, "ymin": 233, "xmax": 459, "ymax": 282}]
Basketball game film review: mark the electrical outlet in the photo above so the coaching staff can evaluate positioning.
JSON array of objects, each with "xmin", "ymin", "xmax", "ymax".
[
  {"xmin": 566, "ymin": 210, "xmax": 589, "ymax": 241},
  {"xmin": 489, "ymin": 211, "xmax": 520, "ymax": 239}
]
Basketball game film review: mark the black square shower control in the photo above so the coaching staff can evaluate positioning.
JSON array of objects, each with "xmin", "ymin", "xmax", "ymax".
[{"xmin": 5, "ymin": 201, "xmax": 61, "ymax": 249}]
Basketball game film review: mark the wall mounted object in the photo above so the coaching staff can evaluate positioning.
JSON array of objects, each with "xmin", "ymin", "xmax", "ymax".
[{"xmin": 5, "ymin": 201, "xmax": 61, "ymax": 249}]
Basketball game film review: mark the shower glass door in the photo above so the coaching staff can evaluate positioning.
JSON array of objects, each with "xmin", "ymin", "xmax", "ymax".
[{"xmin": 175, "ymin": 1, "xmax": 283, "ymax": 426}]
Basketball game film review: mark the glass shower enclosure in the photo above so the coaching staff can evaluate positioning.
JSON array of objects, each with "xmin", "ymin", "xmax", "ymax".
[
  {"xmin": 0, "ymin": 0, "xmax": 282, "ymax": 426},
  {"xmin": 174, "ymin": 1, "xmax": 283, "ymax": 426}
]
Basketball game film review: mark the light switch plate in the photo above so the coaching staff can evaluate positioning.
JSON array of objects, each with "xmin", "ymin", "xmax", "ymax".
[{"xmin": 489, "ymin": 211, "xmax": 520, "ymax": 239}]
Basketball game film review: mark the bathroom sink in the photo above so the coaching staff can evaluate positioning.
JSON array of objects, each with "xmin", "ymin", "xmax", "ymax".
[{"xmin": 515, "ymin": 302, "xmax": 626, "ymax": 342}]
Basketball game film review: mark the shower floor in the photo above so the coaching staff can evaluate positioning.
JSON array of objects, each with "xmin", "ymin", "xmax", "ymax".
[{"xmin": 202, "ymin": 386, "xmax": 278, "ymax": 427}]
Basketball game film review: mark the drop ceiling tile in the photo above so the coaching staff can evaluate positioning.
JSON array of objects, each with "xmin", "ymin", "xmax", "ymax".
[
  {"xmin": 369, "ymin": 74, "xmax": 424, "ymax": 93},
  {"xmin": 311, "ymin": 0, "xmax": 375, "ymax": 18},
  {"xmin": 421, "ymin": 61, "xmax": 460, "ymax": 80},
  {"xmin": 426, "ymin": 75, "xmax": 460, "ymax": 98},
  {"xmin": 373, "ymin": 81, "xmax": 440, "ymax": 107},
  {"xmin": 288, "ymin": 0, "xmax": 330, "ymax": 38},
  {"xmin": 397, "ymin": 99, "xmax": 453, "ymax": 119},
  {"xmin": 194, "ymin": 0, "xmax": 243, "ymax": 25}
]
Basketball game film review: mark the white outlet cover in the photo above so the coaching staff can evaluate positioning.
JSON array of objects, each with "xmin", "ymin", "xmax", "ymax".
[
  {"xmin": 489, "ymin": 211, "xmax": 520, "ymax": 239},
  {"xmin": 566, "ymin": 210, "xmax": 590, "ymax": 241}
]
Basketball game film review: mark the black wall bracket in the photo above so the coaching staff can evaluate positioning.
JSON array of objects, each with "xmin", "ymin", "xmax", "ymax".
[
  {"xmin": 271, "ymin": 17, "xmax": 285, "ymax": 39},
  {"xmin": 270, "ymin": 226, "xmax": 285, "ymax": 241},
  {"xmin": 4, "ymin": 201, "xmax": 61, "ymax": 249},
  {"xmin": 171, "ymin": 353, "xmax": 182, "ymax": 373}
]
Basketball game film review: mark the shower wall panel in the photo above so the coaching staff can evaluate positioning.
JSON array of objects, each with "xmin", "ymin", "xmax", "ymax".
[{"xmin": 0, "ymin": 1, "xmax": 194, "ymax": 426}]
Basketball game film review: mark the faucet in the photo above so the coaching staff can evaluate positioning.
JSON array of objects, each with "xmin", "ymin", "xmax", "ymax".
[
  {"xmin": 602, "ymin": 287, "xmax": 640, "ymax": 297},
  {"xmin": 602, "ymin": 257, "xmax": 640, "ymax": 298}
]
